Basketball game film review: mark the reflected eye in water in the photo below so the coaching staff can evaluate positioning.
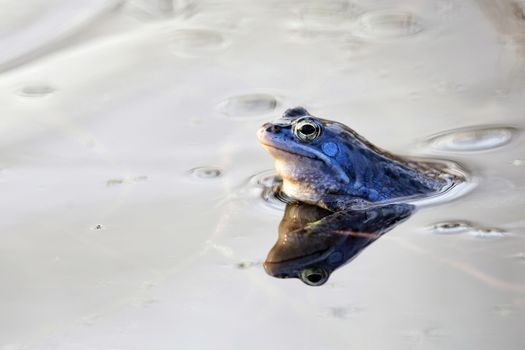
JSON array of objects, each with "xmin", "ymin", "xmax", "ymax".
[
  {"xmin": 293, "ymin": 118, "xmax": 322, "ymax": 142},
  {"xmin": 300, "ymin": 267, "xmax": 330, "ymax": 286},
  {"xmin": 264, "ymin": 202, "xmax": 415, "ymax": 287}
]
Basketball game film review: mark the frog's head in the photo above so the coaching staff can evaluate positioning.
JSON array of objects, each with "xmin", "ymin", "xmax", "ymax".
[{"xmin": 257, "ymin": 107, "xmax": 371, "ymax": 205}]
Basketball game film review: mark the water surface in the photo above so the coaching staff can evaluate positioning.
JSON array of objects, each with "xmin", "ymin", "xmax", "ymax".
[{"xmin": 0, "ymin": 0, "xmax": 524, "ymax": 349}]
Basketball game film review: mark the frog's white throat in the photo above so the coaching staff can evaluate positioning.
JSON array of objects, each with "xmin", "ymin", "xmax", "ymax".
[{"xmin": 281, "ymin": 180, "xmax": 322, "ymax": 204}]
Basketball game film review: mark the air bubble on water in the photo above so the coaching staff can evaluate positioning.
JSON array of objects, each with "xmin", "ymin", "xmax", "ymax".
[
  {"xmin": 17, "ymin": 84, "xmax": 55, "ymax": 98},
  {"xmin": 429, "ymin": 220, "xmax": 473, "ymax": 234},
  {"xmin": 218, "ymin": 94, "xmax": 279, "ymax": 118},
  {"xmin": 189, "ymin": 166, "xmax": 222, "ymax": 179},
  {"xmin": 424, "ymin": 126, "xmax": 516, "ymax": 152},
  {"xmin": 354, "ymin": 10, "xmax": 423, "ymax": 39}
]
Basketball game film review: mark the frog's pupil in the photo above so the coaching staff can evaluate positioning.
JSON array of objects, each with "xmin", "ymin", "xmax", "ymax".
[
  {"xmin": 300, "ymin": 124, "xmax": 316, "ymax": 135},
  {"xmin": 307, "ymin": 273, "xmax": 322, "ymax": 283}
]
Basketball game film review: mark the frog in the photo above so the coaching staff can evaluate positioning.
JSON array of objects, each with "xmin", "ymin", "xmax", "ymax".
[
  {"xmin": 257, "ymin": 107, "xmax": 459, "ymax": 211},
  {"xmin": 264, "ymin": 201, "xmax": 414, "ymax": 286}
]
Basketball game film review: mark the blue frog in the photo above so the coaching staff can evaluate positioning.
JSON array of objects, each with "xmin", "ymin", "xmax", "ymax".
[{"xmin": 258, "ymin": 107, "xmax": 456, "ymax": 211}]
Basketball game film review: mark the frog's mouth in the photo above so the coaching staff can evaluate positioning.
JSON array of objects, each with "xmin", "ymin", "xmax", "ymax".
[{"xmin": 260, "ymin": 143, "xmax": 320, "ymax": 161}]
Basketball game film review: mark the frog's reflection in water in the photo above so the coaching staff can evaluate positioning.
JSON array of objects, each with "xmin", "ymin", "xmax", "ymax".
[{"xmin": 264, "ymin": 202, "xmax": 415, "ymax": 286}]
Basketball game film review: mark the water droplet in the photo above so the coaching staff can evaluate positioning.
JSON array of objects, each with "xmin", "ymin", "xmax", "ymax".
[
  {"xmin": 17, "ymin": 84, "xmax": 55, "ymax": 98},
  {"xmin": 189, "ymin": 166, "xmax": 222, "ymax": 179},
  {"xmin": 425, "ymin": 126, "xmax": 516, "ymax": 152},
  {"xmin": 169, "ymin": 29, "xmax": 227, "ymax": 56},
  {"xmin": 354, "ymin": 10, "xmax": 423, "ymax": 39},
  {"xmin": 429, "ymin": 220, "xmax": 473, "ymax": 234},
  {"xmin": 219, "ymin": 94, "xmax": 279, "ymax": 118}
]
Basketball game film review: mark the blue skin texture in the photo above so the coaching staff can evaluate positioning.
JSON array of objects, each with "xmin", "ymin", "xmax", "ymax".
[{"xmin": 258, "ymin": 107, "xmax": 448, "ymax": 211}]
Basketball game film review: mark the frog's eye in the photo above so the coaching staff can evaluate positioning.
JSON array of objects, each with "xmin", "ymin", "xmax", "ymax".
[
  {"xmin": 293, "ymin": 118, "xmax": 322, "ymax": 142},
  {"xmin": 299, "ymin": 267, "xmax": 329, "ymax": 286}
]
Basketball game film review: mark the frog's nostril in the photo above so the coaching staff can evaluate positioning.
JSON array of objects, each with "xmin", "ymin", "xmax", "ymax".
[{"xmin": 268, "ymin": 125, "xmax": 282, "ymax": 133}]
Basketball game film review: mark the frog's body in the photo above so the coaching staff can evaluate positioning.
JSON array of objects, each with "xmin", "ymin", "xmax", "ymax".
[{"xmin": 257, "ymin": 107, "xmax": 455, "ymax": 211}]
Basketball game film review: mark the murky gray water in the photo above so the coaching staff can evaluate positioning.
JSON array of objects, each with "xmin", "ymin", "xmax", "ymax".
[{"xmin": 0, "ymin": 0, "xmax": 524, "ymax": 349}]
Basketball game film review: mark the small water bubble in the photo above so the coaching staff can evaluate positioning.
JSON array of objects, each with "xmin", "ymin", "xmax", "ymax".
[
  {"xmin": 354, "ymin": 10, "xmax": 423, "ymax": 39},
  {"xmin": 425, "ymin": 126, "xmax": 516, "ymax": 152},
  {"xmin": 219, "ymin": 94, "xmax": 279, "ymax": 118},
  {"xmin": 429, "ymin": 220, "xmax": 473, "ymax": 234},
  {"xmin": 169, "ymin": 29, "xmax": 227, "ymax": 56},
  {"xmin": 189, "ymin": 166, "xmax": 222, "ymax": 179},
  {"xmin": 17, "ymin": 84, "xmax": 55, "ymax": 98}
]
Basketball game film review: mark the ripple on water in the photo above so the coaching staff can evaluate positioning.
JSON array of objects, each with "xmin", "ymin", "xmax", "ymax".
[
  {"xmin": 425, "ymin": 126, "xmax": 517, "ymax": 152},
  {"xmin": 169, "ymin": 29, "xmax": 228, "ymax": 56},
  {"xmin": 429, "ymin": 220, "xmax": 473, "ymax": 234},
  {"xmin": 354, "ymin": 10, "xmax": 423, "ymax": 39},
  {"xmin": 427, "ymin": 220, "xmax": 507, "ymax": 239},
  {"xmin": 218, "ymin": 94, "xmax": 279, "ymax": 118},
  {"xmin": 248, "ymin": 169, "xmax": 290, "ymax": 211},
  {"xmin": 17, "ymin": 84, "xmax": 55, "ymax": 98},
  {"xmin": 189, "ymin": 166, "xmax": 222, "ymax": 179},
  {"xmin": 468, "ymin": 228, "xmax": 507, "ymax": 239}
]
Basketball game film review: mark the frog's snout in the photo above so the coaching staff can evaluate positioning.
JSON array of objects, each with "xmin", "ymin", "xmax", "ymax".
[
  {"xmin": 261, "ymin": 123, "xmax": 282, "ymax": 134},
  {"xmin": 257, "ymin": 122, "xmax": 282, "ymax": 143}
]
